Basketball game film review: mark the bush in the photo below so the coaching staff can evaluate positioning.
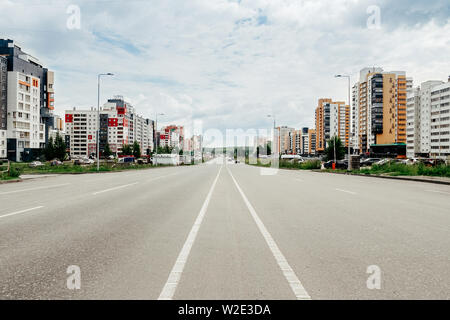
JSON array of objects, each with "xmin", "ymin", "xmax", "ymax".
[
  {"xmin": 359, "ymin": 162, "xmax": 450, "ymax": 177},
  {"xmin": 8, "ymin": 166, "xmax": 22, "ymax": 178}
]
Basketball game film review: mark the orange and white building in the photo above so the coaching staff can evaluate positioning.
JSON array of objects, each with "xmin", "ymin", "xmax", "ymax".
[
  {"xmin": 315, "ymin": 98, "xmax": 350, "ymax": 153},
  {"xmin": 352, "ymin": 67, "xmax": 412, "ymax": 154}
]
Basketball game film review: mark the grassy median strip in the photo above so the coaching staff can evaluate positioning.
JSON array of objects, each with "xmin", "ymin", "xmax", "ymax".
[
  {"xmin": 359, "ymin": 163, "xmax": 450, "ymax": 177},
  {"xmin": 5, "ymin": 162, "xmax": 188, "ymax": 176},
  {"xmin": 249, "ymin": 159, "xmax": 450, "ymax": 178}
]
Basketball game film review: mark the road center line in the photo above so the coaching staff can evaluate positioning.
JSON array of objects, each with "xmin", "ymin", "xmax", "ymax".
[
  {"xmin": 227, "ymin": 167, "xmax": 311, "ymax": 300},
  {"xmin": 92, "ymin": 182, "xmax": 139, "ymax": 195},
  {"xmin": 158, "ymin": 166, "xmax": 223, "ymax": 300},
  {"xmin": 425, "ymin": 189, "xmax": 450, "ymax": 195},
  {"xmin": 335, "ymin": 188, "xmax": 356, "ymax": 195},
  {"xmin": 0, "ymin": 183, "xmax": 70, "ymax": 195},
  {"xmin": 0, "ymin": 206, "xmax": 44, "ymax": 219}
]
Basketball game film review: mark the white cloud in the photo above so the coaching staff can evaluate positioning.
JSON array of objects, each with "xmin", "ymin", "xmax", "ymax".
[{"xmin": 0, "ymin": 0, "xmax": 449, "ymax": 145}]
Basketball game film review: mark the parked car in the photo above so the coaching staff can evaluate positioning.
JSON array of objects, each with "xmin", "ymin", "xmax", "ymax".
[
  {"xmin": 360, "ymin": 158, "xmax": 382, "ymax": 167},
  {"xmin": 29, "ymin": 161, "xmax": 43, "ymax": 168},
  {"xmin": 373, "ymin": 158, "xmax": 390, "ymax": 166},
  {"xmin": 118, "ymin": 157, "xmax": 135, "ymax": 164},
  {"xmin": 323, "ymin": 160, "xmax": 347, "ymax": 169},
  {"xmin": 50, "ymin": 159, "xmax": 62, "ymax": 166}
]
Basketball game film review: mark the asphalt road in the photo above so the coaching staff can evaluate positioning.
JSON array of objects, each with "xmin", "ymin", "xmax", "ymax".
[{"xmin": 0, "ymin": 160, "xmax": 449, "ymax": 299}]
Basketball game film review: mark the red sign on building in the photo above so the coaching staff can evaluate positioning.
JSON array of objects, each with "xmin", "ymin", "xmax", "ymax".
[
  {"xmin": 108, "ymin": 118, "xmax": 119, "ymax": 127},
  {"xmin": 65, "ymin": 114, "xmax": 73, "ymax": 123}
]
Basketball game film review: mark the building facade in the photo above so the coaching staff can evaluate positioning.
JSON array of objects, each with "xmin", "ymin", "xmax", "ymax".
[
  {"xmin": 315, "ymin": 98, "xmax": 349, "ymax": 153},
  {"xmin": 6, "ymin": 71, "xmax": 45, "ymax": 161},
  {"xmin": 0, "ymin": 39, "xmax": 55, "ymax": 143},
  {"xmin": 430, "ymin": 80, "xmax": 450, "ymax": 159},
  {"xmin": 352, "ymin": 67, "xmax": 412, "ymax": 154},
  {"xmin": 0, "ymin": 56, "xmax": 7, "ymax": 158},
  {"xmin": 65, "ymin": 97, "xmax": 154, "ymax": 159}
]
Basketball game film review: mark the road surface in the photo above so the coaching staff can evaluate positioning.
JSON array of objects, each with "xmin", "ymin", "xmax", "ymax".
[{"xmin": 0, "ymin": 160, "xmax": 449, "ymax": 299}]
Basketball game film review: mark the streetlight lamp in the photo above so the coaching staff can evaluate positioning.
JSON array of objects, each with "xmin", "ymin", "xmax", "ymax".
[
  {"xmin": 97, "ymin": 73, "xmax": 114, "ymax": 171},
  {"xmin": 335, "ymin": 74, "xmax": 352, "ymax": 170},
  {"xmin": 153, "ymin": 112, "xmax": 165, "ymax": 166},
  {"xmin": 267, "ymin": 114, "xmax": 277, "ymax": 158}
]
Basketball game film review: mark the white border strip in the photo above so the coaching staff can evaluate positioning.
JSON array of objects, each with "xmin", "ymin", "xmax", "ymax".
[
  {"xmin": 227, "ymin": 167, "xmax": 311, "ymax": 300},
  {"xmin": 0, "ymin": 206, "xmax": 44, "ymax": 219},
  {"xmin": 158, "ymin": 166, "xmax": 223, "ymax": 300}
]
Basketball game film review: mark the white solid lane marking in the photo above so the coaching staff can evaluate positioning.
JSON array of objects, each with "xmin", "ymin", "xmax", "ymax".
[
  {"xmin": 0, "ymin": 206, "xmax": 44, "ymax": 219},
  {"xmin": 0, "ymin": 183, "xmax": 70, "ymax": 195},
  {"xmin": 92, "ymin": 182, "xmax": 139, "ymax": 195},
  {"xmin": 158, "ymin": 166, "xmax": 223, "ymax": 300},
  {"xmin": 335, "ymin": 188, "xmax": 356, "ymax": 195},
  {"xmin": 227, "ymin": 167, "xmax": 311, "ymax": 300},
  {"xmin": 425, "ymin": 190, "xmax": 450, "ymax": 195}
]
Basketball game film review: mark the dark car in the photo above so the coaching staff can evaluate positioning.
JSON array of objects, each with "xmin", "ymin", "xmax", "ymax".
[{"xmin": 324, "ymin": 160, "xmax": 347, "ymax": 169}]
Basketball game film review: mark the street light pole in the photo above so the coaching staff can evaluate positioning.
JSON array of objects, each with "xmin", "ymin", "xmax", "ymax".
[
  {"xmin": 97, "ymin": 73, "xmax": 114, "ymax": 171},
  {"xmin": 267, "ymin": 115, "xmax": 276, "ymax": 158},
  {"xmin": 335, "ymin": 74, "xmax": 352, "ymax": 170},
  {"xmin": 154, "ymin": 112, "xmax": 165, "ymax": 166}
]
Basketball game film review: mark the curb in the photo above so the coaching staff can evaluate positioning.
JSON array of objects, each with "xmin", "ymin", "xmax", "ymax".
[
  {"xmin": 315, "ymin": 170, "xmax": 450, "ymax": 186},
  {"xmin": 0, "ymin": 178, "xmax": 22, "ymax": 185}
]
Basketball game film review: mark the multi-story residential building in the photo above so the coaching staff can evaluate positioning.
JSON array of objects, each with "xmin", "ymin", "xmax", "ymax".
[
  {"xmin": 0, "ymin": 56, "xmax": 7, "ymax": 158},
  {"xmin": 352, "ymin": 67, "xmax": 412, "ymax": 155},
  {"xmin": 276, "ymin": 126, "xmax": 295, "ymax": 155},
  {"xmin": 0, "ymin": 39, "xmax": 56, "ymax": 150},
  {"xmin": 406, "ymin": 86, "xmax": 421, "ymax": 158},
  {"xmin": 159, "ymin": 125, "xmax": 184, "ymax": 150},
  {"xmin": 65, "ymin": 97, "xmax": 154, "ymax": 158},
  {"xmin": 315, "ymin": 98, "xmax": 349, "ymax": 153},
  {"xmin": 6, "ymin": 71, "xmax": 45, "ymax": 161},
  {"xmin": 405, "ymin": 80, "xmax": 444, "ymax": 158},
  {"xmin": 308, "ymin": 129, "xmax": 316, "ymax": 155},
  {"xmin": 351, "ymin": 83, "xmax": 360, "ymax": 152},
  {"xmin": 430, "ymin": 79, "xmax": 450, "ymax": 159}
]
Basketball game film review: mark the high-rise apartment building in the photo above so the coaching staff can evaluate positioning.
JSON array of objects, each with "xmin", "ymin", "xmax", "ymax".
[
  {"xmin": 0, "ymin": 56, "xmax": 7, "ymax": 158},
  {"xmin": 430, "ymin": 80, "xmax": 450, "ymax": 159},
  {"xmin": 65, "ymin": 97, "xmax": 154, "ymax": 158},
  {"xmin": 277, "ymin": 126, "xmax": 295, "ymax": 155},
  {"xmin": 6, "ymin": 71, "xmax": 45, "ymax": 161},
  {"xmin": 352, "ymin": 67, "xmax": 412, "ymax": 154},
  {"xmin": 315, "ymin": 98, "xmax": 349, "ymax": 153},
  {"xmin": 0, "ymin": 39, "xmax": 56, "ymax": 148},
  {"xmin": 406, "ymin": 80, "xmax": 444, "ymax": 158}
]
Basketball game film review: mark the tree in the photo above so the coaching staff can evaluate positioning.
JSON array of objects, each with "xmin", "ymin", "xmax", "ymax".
[
  {"xmin": 132, "ymin": 141, "xmax": 141, "ymax": 158},
  {"xmin": 121, "ymin": 144, "xmax": 132, "ymax": 155},
  {"xmin": 179, "ymin": 149, "xmax": 184, "ymax": 155},
  {"xmin": 44, "ymin": 136, "xmax": 55, "ymax": 161},
  {"xmin": 54, "ymin": 133, "xmax": 67, "ymax": 161},
  {"xmin": 325, "ymin": 136, "xmax": 346, "ymax": 161},
  {"xmin": 103, "ymin": 143, "xmax": 112, "ymax": 158}
]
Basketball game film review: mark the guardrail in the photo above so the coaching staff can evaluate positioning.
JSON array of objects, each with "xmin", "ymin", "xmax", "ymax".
[{"xmin": 0, "ymin": 160, "xmax": 10, "ymax": 174}]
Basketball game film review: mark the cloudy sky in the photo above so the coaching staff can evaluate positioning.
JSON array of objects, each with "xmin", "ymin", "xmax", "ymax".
[{"xmin": 1, "ymin": 0, "xmax": 449, "ymax": 145}]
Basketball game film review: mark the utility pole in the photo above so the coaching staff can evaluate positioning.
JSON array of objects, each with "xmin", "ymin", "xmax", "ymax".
[{"xmin": 335, "ymin": 74, "xmax": 352, "ymax": 170}]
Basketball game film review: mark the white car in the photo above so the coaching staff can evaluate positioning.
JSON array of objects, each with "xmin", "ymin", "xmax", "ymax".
[{"xmin": 29, "ymin": 161, "xmax": 43, "ymax": 168}]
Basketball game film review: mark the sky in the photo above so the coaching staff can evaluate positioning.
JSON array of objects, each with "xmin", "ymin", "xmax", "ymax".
[{"xmin": 0, "ymin": 0, "xmax": 449, "ymax": 146}]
